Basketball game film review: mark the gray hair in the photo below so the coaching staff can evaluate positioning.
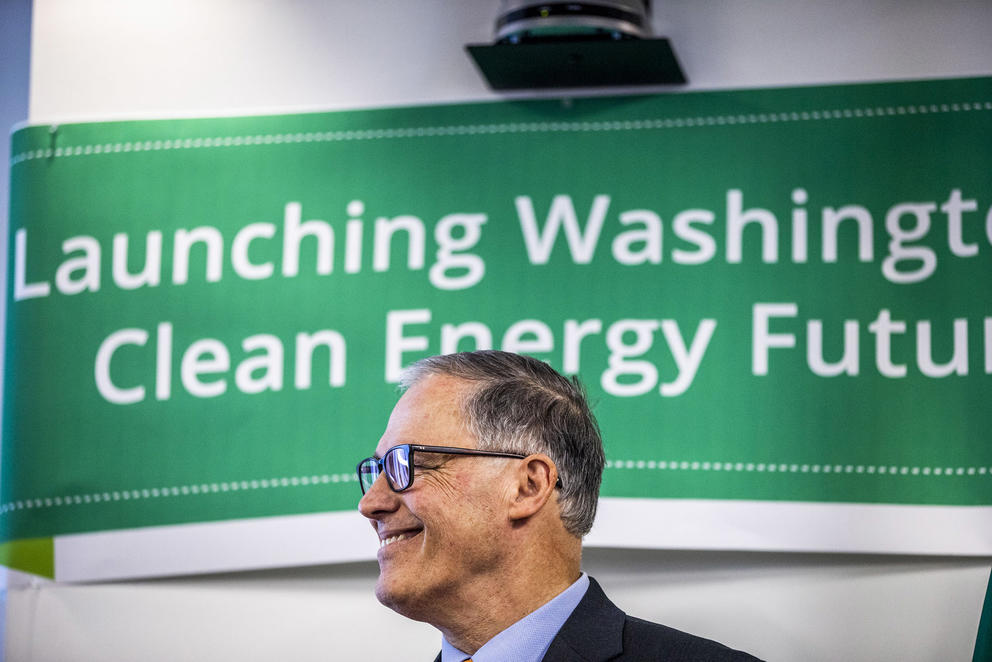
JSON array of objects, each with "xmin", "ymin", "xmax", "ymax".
[{"xmin": 400, "ymin": 350, "xmax": 605, "ymax": 537}]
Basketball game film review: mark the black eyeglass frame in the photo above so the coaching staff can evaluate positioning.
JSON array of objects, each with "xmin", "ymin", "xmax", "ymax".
[{"xmin": 356, "ymin": 444, "xmax": 562, "ymax": 494}]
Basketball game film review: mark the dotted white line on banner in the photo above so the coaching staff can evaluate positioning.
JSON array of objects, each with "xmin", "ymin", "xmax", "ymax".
[
  {"xmin": 606, "ymin": 459, "xmax": 990, "ymax": 476},
  {"xmin": 4, "ymin": 460, "xmax": 985, "ymax": 517},
  {"xmin": 0, "ymin": 472, "xmax": 358, "ymax": 516},
  {"xmin": 10, "ymin": 101, "xmax": 992, "ymax": 167}
]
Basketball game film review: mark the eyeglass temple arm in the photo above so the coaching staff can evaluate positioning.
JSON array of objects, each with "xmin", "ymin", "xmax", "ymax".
[{"xmin": 409, "ymin": 446, "xmax": 564, "ymax": 488}]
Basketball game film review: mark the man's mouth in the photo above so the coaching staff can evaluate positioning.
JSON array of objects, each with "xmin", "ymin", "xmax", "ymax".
[{"xmin": 379, "ymin": 528, "xmax": 422, "ymax": 549}]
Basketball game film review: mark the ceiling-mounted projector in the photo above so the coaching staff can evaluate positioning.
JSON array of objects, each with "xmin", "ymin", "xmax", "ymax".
[
  {"xmin": 467, "ymin": 0, "xmax": 686, "ymax": 90},
  {"xmin": 496, "ymin": 0, "xmax": 652, "ymax": 43}
]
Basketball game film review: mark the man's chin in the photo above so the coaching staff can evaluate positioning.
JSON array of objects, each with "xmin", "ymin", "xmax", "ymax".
[
  {"xmin": 375, "ymin": 574, "xmax": 430, "ymax": 622},
  {"xmin": 374, "ymin": 572, "xmax": 405, "ymax": 609}
]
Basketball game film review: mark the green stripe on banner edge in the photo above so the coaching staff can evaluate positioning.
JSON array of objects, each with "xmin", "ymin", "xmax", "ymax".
[
  {"xmin": 0, "ymin": 537, "xmax": 54, "ymax": 579},
  {"xmin": 975, "ymin": 570, "xmax": 992, "ymax": 662}
]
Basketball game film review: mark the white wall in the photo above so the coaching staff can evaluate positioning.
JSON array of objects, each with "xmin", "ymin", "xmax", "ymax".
[
  {"xmin": 25, "ymin": 0, "xmax": 992, "ymax": 123},
  {"xmin": 6, "ymin": 1, "xmax": 992, "ymax": 660},
  {"xmin": 5, "ymin": 552, "xmax": 990, "ymax": 662},
  {"xmin": 0, "ymin": 0, "xmax": 33, "ymax": 654}
]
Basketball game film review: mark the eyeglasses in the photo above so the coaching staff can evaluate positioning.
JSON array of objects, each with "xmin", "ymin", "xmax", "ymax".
[{"xmin": 356, "ymin": 444, "xmax": 539, "ymax": 495}]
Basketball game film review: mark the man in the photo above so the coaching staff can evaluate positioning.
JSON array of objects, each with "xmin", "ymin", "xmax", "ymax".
[{"xmin": 357, "ymin": 350, "xmax": 761, "ymax": 661}]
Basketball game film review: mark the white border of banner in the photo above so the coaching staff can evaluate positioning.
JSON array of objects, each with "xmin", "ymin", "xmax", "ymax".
[{"xmin": 53, "ymin": 498, "xmax": 992, "ymax": 582}]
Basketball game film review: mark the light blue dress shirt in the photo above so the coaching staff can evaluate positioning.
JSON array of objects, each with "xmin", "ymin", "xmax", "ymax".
[{"xmin": 440, "ymin": 573, "xmax": 590, "ymax": 662}]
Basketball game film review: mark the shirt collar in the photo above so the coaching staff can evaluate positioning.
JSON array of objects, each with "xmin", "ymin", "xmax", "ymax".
[{"xmin": 440, "ymin": 573, "xmax": 589, "ymax": 662}]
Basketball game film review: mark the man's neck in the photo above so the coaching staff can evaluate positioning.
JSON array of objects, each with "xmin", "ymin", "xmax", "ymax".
[{"xmin": 435, "ymin": 559, "xmax": 581, "ymax": 654}]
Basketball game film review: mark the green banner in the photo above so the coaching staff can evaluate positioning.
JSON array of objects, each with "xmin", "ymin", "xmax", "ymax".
[{"xmin": 4, "ymin": 77, "xmax": 991, "ymax": 548}]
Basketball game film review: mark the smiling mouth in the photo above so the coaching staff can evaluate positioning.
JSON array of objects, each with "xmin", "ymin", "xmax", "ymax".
[{"xmin": 380, "ymin": 529, "xmax": 422, "ymax": 549}]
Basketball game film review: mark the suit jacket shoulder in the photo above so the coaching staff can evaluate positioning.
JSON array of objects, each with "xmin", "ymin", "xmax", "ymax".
[{"xmin": 541, "ymin": 576, "xmax": 762, "ymax": 662}]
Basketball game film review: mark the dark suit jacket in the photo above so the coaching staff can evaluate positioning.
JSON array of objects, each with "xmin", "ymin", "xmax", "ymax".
[{"xmin": 434, "ymin": 577, "xmax": 762, "ymax": 661}]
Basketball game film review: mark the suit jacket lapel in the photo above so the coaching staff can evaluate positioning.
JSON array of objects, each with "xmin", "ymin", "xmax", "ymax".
[
  {"xmin": 541, "ymin": 576, "xmax": 625, "ymax": 662},
  {"xmin": 430, "ymin": 577, "xmax": 624, "ymax": 662}
]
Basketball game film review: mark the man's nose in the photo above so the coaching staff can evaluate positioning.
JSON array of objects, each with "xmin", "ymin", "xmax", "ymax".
[{"xmin": 358, "ymin": 472, "xmax": 399, "ymax": 518}]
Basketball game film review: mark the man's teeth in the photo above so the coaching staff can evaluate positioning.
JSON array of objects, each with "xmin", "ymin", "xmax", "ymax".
[{"xmin": 380, "ymin": 533, "xmax": 410, "ymax": 548}]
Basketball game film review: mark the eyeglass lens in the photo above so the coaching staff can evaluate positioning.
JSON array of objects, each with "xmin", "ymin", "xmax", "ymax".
[
  {"xmin": 359, "ymin": 445, "xmax": 414, "ymax": 494},
  {"xmin": 358, "ymin": 460, "xmax": 378, "ymax": 494},
  {"xmin": 383, "ymin": 445, "xmax": 411, "ymax": 490}
]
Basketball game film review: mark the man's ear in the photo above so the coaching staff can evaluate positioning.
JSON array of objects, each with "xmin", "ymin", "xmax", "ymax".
[{"xmin": 507, "ymin": 454, "xmax": 558, "ymax": 522}]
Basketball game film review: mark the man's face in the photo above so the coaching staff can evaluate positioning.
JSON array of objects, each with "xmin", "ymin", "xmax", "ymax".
[{"xmin": 357, "ymin": 374, "xmax": 511, "ymax": 619}]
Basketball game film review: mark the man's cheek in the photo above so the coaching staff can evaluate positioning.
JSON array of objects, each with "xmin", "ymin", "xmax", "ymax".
[{"xmin": 423, "ymin": 473, "xmax": 465, "ymax": 501}]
